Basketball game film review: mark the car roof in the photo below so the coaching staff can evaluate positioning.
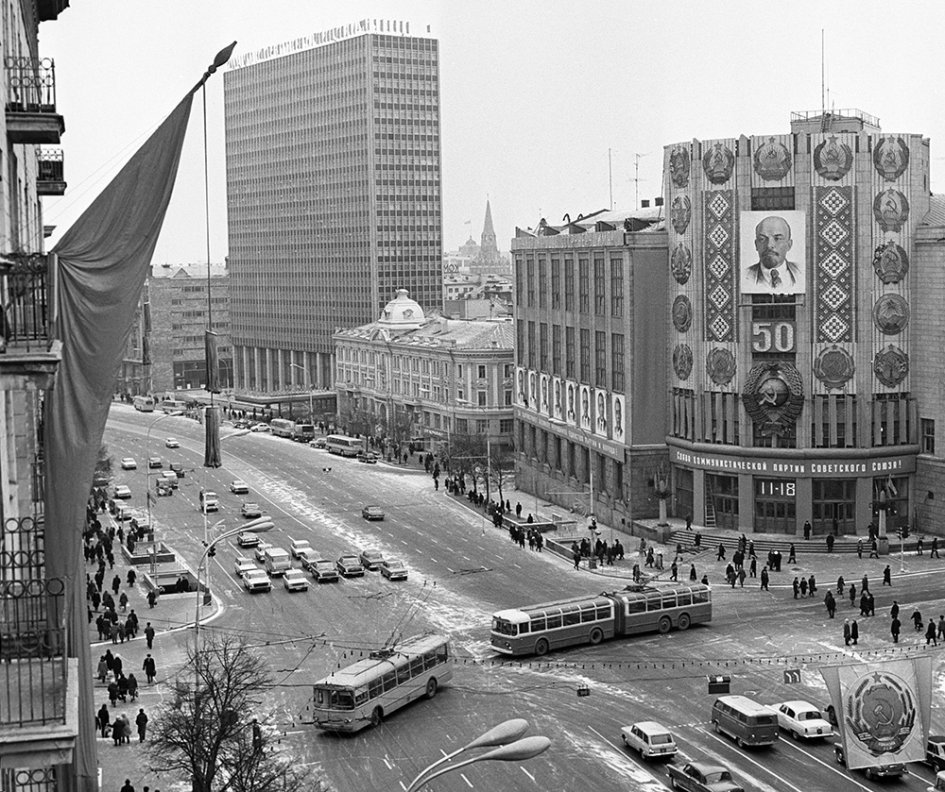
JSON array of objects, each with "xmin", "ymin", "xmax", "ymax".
[
  {"xmin": 779, "ymin": 700, "xmax": 819, "ymax": 710},
  {"xmin": 628, "ymin": 720, "xmax": 673, "ymax": 734},
  {"xmin": 687, "ymin": 761, "xmax": 728, "ymax": 774}
]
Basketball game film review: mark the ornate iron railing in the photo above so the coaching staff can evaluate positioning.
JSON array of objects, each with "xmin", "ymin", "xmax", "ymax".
[
  {"xmin": 0, "ymin": 253, "xmax": 52, "ymax": 352},
  {"xmin": 3, "ymin": 56, "xmax": 57, "ymax": 113},
  {"xmin": 36, "ymin": 148, "xmax": 64, "ymax": 182}
]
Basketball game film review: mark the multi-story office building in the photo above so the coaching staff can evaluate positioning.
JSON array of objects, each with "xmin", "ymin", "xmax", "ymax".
[
  {"xmin": 511, "ymin": 209, "xmax": 669, "ymax": 528},
  {"xmin": 664, "ymin": 110, "xmax": 936, "ymax": 536},
  {"xmin": 335, "ymin": 289, "xmax": 514, "ymax": 452},
  {"xmin": 0, "ymin": 0, "xmax": 77, "ymax": 788},
  {"xmin": 224, "ymin": 20, "xmax": 442, "ymax": 395}
]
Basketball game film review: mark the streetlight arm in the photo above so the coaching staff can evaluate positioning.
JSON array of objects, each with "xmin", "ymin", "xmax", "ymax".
[{"xmin": 404, "ymin": 736, "xmax": 550, "ymax": 792}]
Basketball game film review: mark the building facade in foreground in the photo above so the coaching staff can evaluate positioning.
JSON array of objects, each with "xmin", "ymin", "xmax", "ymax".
[
  {"xmin": 224, "ymin": 21, "xmax": 442, "ymax": 395},
  {"xmin": 665, "ymin": 110, "xmax": 935, "ymax": 535}
]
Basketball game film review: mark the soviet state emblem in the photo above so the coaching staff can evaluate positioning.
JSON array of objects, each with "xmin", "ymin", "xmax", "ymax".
[
  {"xmin": 672, "ymin": 295, "xmax": 692, "ymax": 333},
  {"xmin": 873, "ymin": 295, "xmax": 909, "ymax": 336},
  {"xmin": 673, "ymin": 344, "xmax": 693, "ymax": 381},
  {"xmin": 671, "ymin": 195, "xmax": 692, "ymax": 234},
  {"xmin": 753, "ymin": 137, "xmax": 792, "ymax": 181},
  {"xmin": 873, "ymin": 189, "xmax": 910, "ymax": 232},
  {"xmin": 742, "ymin": 362, "xmax": 804, "ymax": 437},
  {"xmin": 873, "ymin": 136, "xmax": 910, "ymax": 182},
  {"xmin": 873, "ymin": 346, "xmax": 909, "ymax": 387},
  {"xmin": 671, "ymin": 243, "xmax": 692, "ymax": 285},
  {"xmin": 669, "ymin": 145, "xmax": 690, "ymax": 188},
  {"xmin": 845, "ymin": 671, "xmax": 916, "ymax": 755},
  {"xmin": 813, "ymin": 135, "xmax": 853, "ymax": 181},
  {"xmin": 813, "ymin": 346, "xmax": 855, "ymax": 390},
  {"xmin": 706, "ymin": 348, "xmax": 736, "ymax": 386},
  {"xmin": 872, "ymin": 242, "xmax": 909, "ymax": 284},
  {"xmin": 703, "ymin": 142, "xmax": 735, "ymax": 185}
]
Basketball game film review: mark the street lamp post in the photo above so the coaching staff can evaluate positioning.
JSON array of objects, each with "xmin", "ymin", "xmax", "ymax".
[
  {"xmin": 289, "ymin": 362, "xmax": 313, "ymax": 422},
  {"xmin": 403, "ymin": 718, "xmax": 551, "ymax": 792},
  {"xmin": 144, "ymin": 413, "xmax": 173, "ymax": 570}
]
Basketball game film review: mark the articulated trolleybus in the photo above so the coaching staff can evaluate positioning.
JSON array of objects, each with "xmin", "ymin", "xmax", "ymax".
[
  {"xmin": 491, "ymin": 583, "xmax": 711, "ymax": 657},
  {"xmin": 311, "ymin": 634, "xmax": 452, "ymax": 732}
]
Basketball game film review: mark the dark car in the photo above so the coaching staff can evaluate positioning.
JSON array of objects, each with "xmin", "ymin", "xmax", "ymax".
[
  {"xmin": 356, "ymin": 451, "xmax": 379, "ymax": 464},
  {"xmin": 834, "ymin": 742, "xmax": 905, "ymax": 780}
]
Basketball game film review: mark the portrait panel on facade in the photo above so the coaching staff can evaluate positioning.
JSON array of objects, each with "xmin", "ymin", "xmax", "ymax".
[
  {"xmin": 539, "ymin": 374, "xmax": 549, "ymax": 415},
  {"xmin": 738, "ymin": 210, "xmax": 806, "ymax": 295},
  {"xmin": 552, "ymin": 376, "xmax": 563, "ymax": 420},
  {"xmin": 612, "ymin": 393, "xmax": 625, "ymax": 443},
  {"xmin": 566, "ymin": 380, "xmax": 578, "ymax": 425},
  {"xmin": 579, "ymin": 385, "xmax": 592, "ymax": 430}
]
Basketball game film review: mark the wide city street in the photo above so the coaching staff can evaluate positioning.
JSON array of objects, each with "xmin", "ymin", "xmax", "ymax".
[{"xmin": 102, "ymin": 405, "xmax": 945, "ymax": 792}]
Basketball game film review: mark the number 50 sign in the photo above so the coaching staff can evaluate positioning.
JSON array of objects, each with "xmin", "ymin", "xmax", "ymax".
[{"xmin": 752, "ymin": 321, "xmax": 795, "ymax": 353}]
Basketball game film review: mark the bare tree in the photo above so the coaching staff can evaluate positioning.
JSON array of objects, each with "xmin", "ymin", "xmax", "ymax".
[
  {"xmin": 146, "ymin": 635, "xmax": 326, "ymax": 792},
  {"xmin": 488, "ymin": 443, "xmax": 515, "ymax": 508},
  {"xmin": 449, "ymin": 433, "xmax": 487, "ymax": 492}
]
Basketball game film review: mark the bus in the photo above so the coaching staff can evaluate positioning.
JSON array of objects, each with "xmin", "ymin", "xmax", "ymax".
[
  {"xmin": 269, "ymin": 418, "xmax": 298, "ymax": 439},
  {"xmin": 160, "ymin": 398, "xmax": 188, "ymax": 414},
  {"xmin": 132, "ymin": 395, "xmax": 155, "ymax": 412},
  {"xmin": 325, "ymin": 434, "xmax": 362, "ymax": 456},
  {"xmin": 490, "ymin": 582, "xmax": 712, "ymax": 657},
  {"xmin": 311, "ymin": 634, "xmax": 452, "ymax": 732},
  {"xmin": 294, "ymin": 423, "xmax": 315, "ymax": 442}
]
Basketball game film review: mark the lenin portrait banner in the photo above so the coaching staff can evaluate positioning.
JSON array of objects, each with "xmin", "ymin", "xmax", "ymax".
[{"xmin": 739, "ymin": 209, "xmax": 807, "ymax": 296}]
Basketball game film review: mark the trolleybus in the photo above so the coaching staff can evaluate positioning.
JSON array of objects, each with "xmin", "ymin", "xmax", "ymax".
[{"xmin": 132, "ymin": 395, "xmax": 155, "ymax": 412}]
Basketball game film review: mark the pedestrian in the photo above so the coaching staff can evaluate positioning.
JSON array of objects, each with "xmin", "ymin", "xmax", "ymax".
[
  {"xmin": 572, "ymin": 546, "xmax": 580, "ymax": 570},
  {"xmin": 701, "ymin": 574, "xmax": 709, "ymax": 585},
  {"xmin": 926, "ymin": 621, "xmax": 938, "ymax": 646},
  {"xmin": 891, "ymin": 600, "xmax": 900, "ymax": 620},
  {"xmin": 912, "ymin": 609, "xmax": 923, "ymax": 632},
  {"xmin": 860, "ymin": 592, "xmax": 869, "ymax": 617},
  {"xmin": 869, "ymin": 539, "xmax": 879, "ymax": 558},
  {"xmin": 737, "ymin": 568, "xmax": 746, "ymax": 588},
  {"xmin": 792, "ymin": 577, "xmax": 800, "ymax": 598},
  {"xmin": 938, "ymin": 615, "xmax": 945, "ymax": 642},
  {"xmin": 843, "ymin": 619, "xmax": 851, "ymax": 646},
  {"xmin": 143, "ymin": 654, "xmax": 156, "ymax": 684},
  {"xmin": 788, "ymin": 543, "xmax": 796, "ymax": 564},
  {"xmin": 689, "ymin": 564, "xmax": 697, "ymax": 582},
  {"xmin": 804, "ymin": 520, "xmax": 812, "ymax": 540},
  {"xmin": 917, "ymin": 537, "xmax": 925, "ymax": 555},
  {"xmin": 107, "ymin": 680, "xmax": 118, "ymax": 706},
  {"xmin": 136, "ymin": 708, "xmax": 148, "ymax": 742},
  {"xmin": 857, "ymin": 539, "xmax": 863, "ymax": 559},
  {"xmin": 147, "ymin": 589, "xmax": 156, "ymax": 608},
  {"xmin": 932, "ymin": 537, "xmax": 941, "ymax": 558},
  {"xmin": 118, "ymin": 591, "xmax": 128, "ymax": 612},
  {"xmin": 826, "ymin": 533, "xmax": 835, "ymax": 553},
  {"xmin": 825, "ymin": 591, "xmax": 836, "ymax": 618},
  {"xmin": 119, "ymin": 713, "xmax": 131, "ymax": 744},
  {"xmin": 749, "ymin": 556, "xmax": 757, "ymax": 578},
  {"xmin": 111, "ymin": 575, "xmax": 121, "ymax": 595},
  {"xmin": 861, "ymin": 573, "xmax": 869, "ymax": 593},
  {"xmin": 851, "ymin": 619, "xmax": 859, "ymax": 645},
  {"xmin": 883, "ymin": 565, "xmax": 891, "ymax": 586},
  {"xmin": 760, "ymin": 566, "xmax": 769, "ymax": 591},
  {"xmin": 117, "ymin": 673, "xmax": 128, "ymax": 702},
  {"xmin": 868, "ymin": 593, "xmax": 876, "ymax": 617},
  {"xmin": 748, "ymin": 540, "xmax": 755, "ymax": 558},
  {"xmin": 127, "ymin": 672, "xmax": 138, "ymax": 701},
  {"xmin": 717, "ymin": 543, "xmax": 726, "ymax": 561},
  {"xmin": 836, "ymin": 575, "xmax": 845, "ymax": 595},
  {"xmin": 799, "ymin": 577, "xmax": 808, "ymax": 597},
  {"xmin": 97, "ymin": 703, "xmax": 110, "ymax": 737},
  {"xmin": 725, "ymin": 563, "xmax": 735, "ymax": 585},
  {"xmin": 670, "ymin": 561, "xmax": 678, "ymax": 581},
  {"xmin": 891, "ymin": 617, "xmax": 901, "ymax": 643},
  {"xmin": 126, "ymin": 569, "xmax": 136, "ymax": 588},
  {"xmin": 97, "ymin": 655, "xmax": 108, "ymax": 683},
  {"xmin": 849, "ymin": 583, "xmax": 856, "ymax": 606},
  {"xmin": 112, "ymin": 716, "xmax": 123, "ymax": 746},
  {"xmin": 808, "ymin": 575, "xmax": 817, "ymax": 597},
  {"xmin": 120, "ymin": 780, "xmax": 134, "ymax": 792}
]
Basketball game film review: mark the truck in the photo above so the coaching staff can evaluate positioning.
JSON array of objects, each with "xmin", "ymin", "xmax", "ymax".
[
  {"xmin": 263, "ymin": 547, "xmax": 291, "ymax": 577},
  {"xmin": 199, "ymin": 489, "xmax": 219, "ymax": 513},
  {"xmin": 927, "ymin": 737, "xmax": 945, "ymax": 771},
  {"xmin": 667, "ymin": 761, "xmax": 744, "ymax": 792}
]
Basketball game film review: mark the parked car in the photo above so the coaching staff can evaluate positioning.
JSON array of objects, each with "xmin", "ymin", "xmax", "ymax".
[
  {"xmin": 289, "ymin": 538, "xmax": 313, "ymax": 559},
  {"xmin": 242, "ymin": 569, "xmax": 272, "ymax": 593},
  {"xmin": 620, "ymin": 721, "xmax": 678, "ymax": 760},
  {"xmin": 120, "ymin": 457, "xmax": 137, "ymax": 470},
  {"xmin": 310, "ymin": 559, "xmax": 339, "ymax": 583},
  {"xmin": 237, "ymin": 531, "xmax": 261, "ymax": 548},
  {"xmin": 309, "ymin": 437, "xmax": 327, "ymax": 449},
  {"xmin": 282, "ymin": 568, "xmax": 309, "ymax": 592},
  {"xmin": 254, "ymin": 541, "xmax": 273, "ymax": 563},
  {"xmin": 336, "ymin": 554, "xmax": 365, "ymax": 578},
  {"xmin": 927, "ymin": 737, "xmax": 945, "ymax": 771},
  {"xmin": 233, "ymin": 556, "xmax": 257, "ymax": 578},
  {"xmin": 774, "ymin": 701, "xmax": 832, "ymax": 741},
  {"xmin": 359, "ymin": 549, "xmax": 384, "ymax": 571},
  {"xmin": 361, "ymin": 505, "xmax": 385, "ymax": 521},
  {"xmin": 250, "ymin": 423, "xmax": 270, "ymax": 433},
  {"xmin": 379, "ymin": 559, "xmax": 408, "ymax": 581},
  {"xmin": 834, "ymin": 742, "xmax": 905, "ymax": 780},
  {"xmin": 356, "ymin": 451, "xmax": 379, "ymax": 464},
  {"xmin": 297, "ymin": 548, "xmax": 321, "ymax": 571},
  {"xmin": 114, "ymin": 504, "xmax": 133, "ymax": 521},
  {"xmin": 241, "ymin": 502, "xmax": 262, "ymax": 519},
  {"xmin": 667, "ymin": 761, "xmax": 744, "ymax": 792},
  {"xmin": 113, "ymin": 484, "xmax": 132, "ymax": 499},
  {"xmin": 230, "ymin": 479, "xmax": 249, "ymax": 494},
  {"xmin": 165, "ymin": 437, "xmax": 180, "ymax": 449},
  {"xmin": 148, "ymin": 457, "xmax": 163, "ymax": 469}
]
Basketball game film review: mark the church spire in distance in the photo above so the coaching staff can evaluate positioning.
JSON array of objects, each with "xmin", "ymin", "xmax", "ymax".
[{"xmin": 480, "ymin": 199, "xmax": 498, "ymax": 259}]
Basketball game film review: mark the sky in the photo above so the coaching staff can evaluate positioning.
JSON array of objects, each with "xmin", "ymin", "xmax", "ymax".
[{"xmin": 39, "ymin": 0, "xmax": 945, "ymax": 266}]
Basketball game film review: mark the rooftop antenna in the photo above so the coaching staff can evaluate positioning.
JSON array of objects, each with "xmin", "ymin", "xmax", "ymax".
[{"xmin": 631, "ymin": 153, "xmax": 648, "ymax": 210}]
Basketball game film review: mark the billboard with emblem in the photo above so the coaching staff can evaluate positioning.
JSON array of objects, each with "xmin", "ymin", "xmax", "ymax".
[
  {"xmin": 821, "ymin": 657, "xmax": 932, "ymax": 770},
  {"xmin": 739, "ymin": 210, "xmax": 807, "ymax": 295}
]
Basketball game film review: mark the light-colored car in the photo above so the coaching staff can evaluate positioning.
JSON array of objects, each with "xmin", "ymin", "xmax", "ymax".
[
  {"xmin": 282, "ymin": 568, "xmax": 309, "ymax": 592},
  {"xmin": 774, "ymin": 700, "xmax": 833, "ymax": 741},
  {"xmin": 120, "ymin": 457, "xmax": 137, "ymax": 470},
  {"xmin": 361, "ymin": 505, "xmax": 385, "ymax": 521},
  {"xmin": 165, "ymin": 437, "xmax": 180, "ymax": 449},
  {"xmin": 297, "ymin": 548, "xmax": 321, "ymax": 571},
  {"xmin": 356, "ymin": 450, "xmax": 379, "ymax": 464},
  {"xmin": 114, "ymin": 484, "xmax": 132, "ymax": 499},
  {"xmin": 358, "ymin": 549, "xmax": 384, "ymax": 571},
  {"xmin": 250, "ymin": 423, "xmax": 271, "ymax": 433},
  {"xmin": 309, "ymin": 437, "xmax": 327, "ymax": 449},
  {"xmin": 233, "ymin": 556, "xmax": 257, "ymax": 578},
  {"xmin": 148, "ymin": 456, "xmax": 163, "ymax": 469},
  {"xmin": 620, "ymin": 721, "xmax": 678, "ymax": 760},
  {"xmin": 336, "ymin": 554, "xmax": 365, "ymax": 578},
  {"xmin": 289, "ymin": 538, "xmax": 313, "ymax": 559},
  {"xmin": 241, "ymin": 502, "xmax": 262, "ymax": 519},
  {"xmin": 254, "ymin": 540, "xmax": 273, "ymax": 563},
  {"xmin": 310, "ymin": 559, "xmax": 339, "ymax": 583},
  {"xmin": 242, "ymin": 569, "xmax": 272, "ymax": 593},
  {"xmin": 200, "ymin": 490, "xmax": 219, "ymax": 513},
  {"xmin": 379, "ymin": 559, "xmax": 408, "ymax": 581},
  {"xmin": 237, "ymin": 531, "xmax": 261, "ymax": 548},
  {"xmin": 230, "ymin": 479, "xmax": 249, "ymax": 494},
  {"xmin": 160, "ymin": 470, "xmax": 179, "ymax": 489}
]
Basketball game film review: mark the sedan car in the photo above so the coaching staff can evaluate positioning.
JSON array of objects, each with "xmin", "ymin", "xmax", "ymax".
[
  {"xmin": 242, "ymin": 569, "xmax": 272, "ymax": 593},
  {"xmin": 834, "ymin": 742, "xmax": 904, "ymax": 779},
  {"xmin": 336, "ymin": 554, "xmax": 365, "ymax": 578},
  {"xmin": 160, "ymin": 470, "xmax": 179, "ymax": 489},
  {"xmin": 310, "ymin": 559, "xmax": 339, "ymax": 583},
  {"xmin": 282, "ymin": 568, "xmax": 309, "ymax": 592},
  {"xmin": 250, "ymin": 423, "xmax": 271, "ymax": 433},
  {"xmin": 237, "ymin": 531, "xmax": 261, "ymax": 548},
  {"xmin": 358, "ymin": 549, "xmax": 384, "ymax": 571},
  {"xmin": 379, "ymin": 559, "xmax": 408, "ymax": 581},
  {"xmin": 289, "ymin": 538, "xmax": 312, "ymax": 559},
  {"xmin": 309, "ymin": 437, "xmax": 327, "ymax": 449},
  {"xmin": 361, "ymin": 505, "xmax": 385, "ymax": 521},
  {"xmin": 120, "ymin": 457, "xmax": 137, "ymax": 470},
  {"xmin": 774, "ymin": 700, "xmax": 833, "ymax": 741},
  {"xmin": 254, "ymin": 541, "xmax": 273, "ymax": 563},
  {"xmin": 233, "ymin": 556, "xmax": 257, "ymax": 578},
  {"xmin": 240, "ymin": 502, "xmax": 262, "ymax": 519},
  {"xmin": 296, "ymin": 548, "xmax": 321, "ymax": 571},
  {"xmin": 165, "ymin": 437, "xmax": 180, "ymax": 449},
  {"xmin": 356, "ymin": 451, "xmax": 379, "ymax": 464},
  {"xmin": 113, "ymin": 484, "xmax": 132, "ymax": 499},
  {"xmin": 148, "ymin": 457, "xmax": 163, "ymax": 469},
  {"xmin": 230, "ymin": 479, "xmax": 249, "ymax": 494},
  {"xmin": 667, "ymin": 762, "xmax": 743, "ymax": 792}
]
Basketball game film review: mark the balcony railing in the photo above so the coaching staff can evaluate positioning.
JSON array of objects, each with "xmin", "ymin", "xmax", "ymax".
[
  {"xmin": 4, "ymin": 57, "xmax": 56, "ymax": 114},
  {"xmin": 36, "ymin": 149, "xmax": 65, "ymax": 196},
  {"xmin": 0, "ymin": 253, "xmax": 53, "ymax": 354}
]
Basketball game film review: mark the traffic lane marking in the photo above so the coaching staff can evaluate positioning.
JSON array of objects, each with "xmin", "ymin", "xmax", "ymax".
[
  {"xmin": 587, "ymin": 725, "xmax": 672, "ymax": 790},
  {"xmin": 773, "ymin": 736, "xmax": 876, "ymax": 792}
]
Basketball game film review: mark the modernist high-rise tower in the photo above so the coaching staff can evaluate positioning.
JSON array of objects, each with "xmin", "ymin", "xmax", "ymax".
[{"xmin": 224, "ymin": 20, "xmax": 442, "ymax": 392}]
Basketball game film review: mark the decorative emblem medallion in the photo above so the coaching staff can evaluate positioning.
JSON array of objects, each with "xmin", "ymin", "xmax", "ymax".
[
  {"xmin": 671, "ymin": 195, "xmax": 692, "ymax": 234},
  {"xmin": 672, "ymin": 344, "xmax": 693, "ymax": 381},
  {"xmin": 670, "ymin": 243, "xmax": 692, "ymax": 285},
  {"xmin": 873, "ymin": 136, "xmax": 910, "ymax": 182},
  {"xmin": 873, "ymin": 295, "xmax": 910, "ymax": 335},
  {"xmin": 669, "ymin": 145, "xmax": 690, "ymax": 188},
  {"xmin": 873, "ymin": 189, "xmax": 910, "ymax": 232},
  {"xmin": 742, "ymin": 362, "xmax": 804, "ymax": 437},
  {"xmin": 703, "ymin": 142, "xmax": 735, "ymax": 185},
  {"xmin": 706, "ymin": 348, "xmax": 736, "ymax": 386},
  {"xmin": 814, "ymin": 135, "xmax": 853, "ymax": 181},
  {"xmin": 873, "ymin": 345, "xmax": 909, "ymax": 387},
  {"xmin": 845, "ymin": 671, "xmax": 916, "ymax": 755},
  {"xmin": 872, "ymin": 242, "xmax": 909, "ymax": 284},
  {"xmin": 672, "ymin": 295, "xmax": 692, "ymax": 333},
  {"xmin": 753, "ymin": 136, "xmax": 792, "ymax": 181},
  {"xmin": 813, "ymin": 346, "xmax": 855, "ymax": 389}
]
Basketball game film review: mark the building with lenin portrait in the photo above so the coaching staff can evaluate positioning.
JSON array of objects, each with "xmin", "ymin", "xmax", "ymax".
[{"xmin": 665, "ymin": 109, "xmax": 932, "ymax": 536}]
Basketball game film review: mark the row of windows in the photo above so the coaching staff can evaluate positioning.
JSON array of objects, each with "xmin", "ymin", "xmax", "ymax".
[
  {"xmin": 519, "ymin": 321, "xmax": 625, "ymax": 391},
  {"xmin": 521, "ymin": 255, "xmax": 625, "ymax": 318}
]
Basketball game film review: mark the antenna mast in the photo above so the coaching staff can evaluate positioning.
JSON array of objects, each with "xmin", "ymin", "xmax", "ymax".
[{"xmin": 631, "ymin": 153, "xmax": 648, "ymax": 210}]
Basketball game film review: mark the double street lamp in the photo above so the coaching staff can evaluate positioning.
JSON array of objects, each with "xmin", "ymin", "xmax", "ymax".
[{"xmin": 403, "ymin": 718, "xmax": 550, "ymax": 792}]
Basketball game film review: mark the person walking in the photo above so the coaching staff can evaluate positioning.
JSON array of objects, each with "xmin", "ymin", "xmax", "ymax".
[
  {"xmin": 883, "ymin": 565, "xmax": 892, "ymax": 586},
  {"xmin": 127, "ymin": 672, "xmax": 138, "ymax": 701},
  {"xmin": 112, "ymin": 716, "xmax": 124, "ymax": 746},
  {"xmin": 737, "ymin": 568, "xmax": 746, "ymax": 588},
  {"xmin": 869, "ymin": 538, "xmax": 879, "ymax": 558},
  {"xmin": 912, "ymin": 609, "xmax": 923, "ymax": 632},
  {"xmin": 926, "ymin": 620, "xmax": 938, "ymax": 646},
  {"xmin": 572, "ymin": 546, "xmax": 581, "ymax": 570},
  {"xmin": 932, "ymin": 537, "xmax": 940, "ymax": 559},
  {"xmin": 808, "ymin": 575, "xmax": 817, "ymax": 597},
  {"xmin": 120, "ymin": 780, "xmax": 134, "ymax": 792},
  {"xmin": 749, "ymin": 556, "xmax": 757, "ymax": 578},
  {"xmin": 670, "ymin": 561, "xmax": 678, "ymax": 582},
  {"xmin": 825, "ymin": 590, "xmax": 836, "ymax": 618},
  {"xmin": 867, "ymin": 592, "xmax": 876, "ymax": 616},
  {"xmin": 147, "ymin": 589, "xmax": 156, "ymax": 609},
  {"xmin": 97, "ymin": 703, "xmax": 110, "ymax": 738},
  {"xmin": 97, "ymin": 655, "xmax": 108, "ymax": 683},
  {"xmin": 760, "ymin": 566, "xmax": 769, "ymax": 591},
  {"xmin": 861, "ymin": 574, "xmax": 869, "ymax": 593},
  {"xmin": 843, "ymin": 619, "xmax": 851, "ymax": 646},
  {"xmin": 857, "ymin": 539, "xmax": 863, "ymax": 559},
  {"xmin": 836, "ymin": 576, "xmax": 845, "ymax": 595},
  {"xmin": 849, "ymin": 583, "xmax": 857, "ymax": 607},
  {"xmin": 851, "ymin": 619, "xmax": 859, "ymax": 645},
  {"xmin": 689, "ymin": 564, "xmax": 697, "ymax": 581},
  {"xmin": 135, "ymin": 708, "xmax": 148, "ymax": 742},
  {"xmin": 788, "ymin": 543, "xmax": 797, "ymax": 564},
  {"xmin": 891, "ymin": 600, "xmax": 900, "ymax": 621},
  {"xmin": 793, "ymin": 577, "xmax": 800, "ymax": 599},
  {"xmin": 826, "ymin": 533, "xmax": 835, "ymax": 553},
  {"xmin": 891, "ymin": 617, "xmax": 901, "ymax": 643},
  {"xmin": 143, "ymin": 654, "xmax": 156, "ymax": 684},
  {"xmin": 717, "ymin": 543, "xmax": 726, "ymax": 561}
]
